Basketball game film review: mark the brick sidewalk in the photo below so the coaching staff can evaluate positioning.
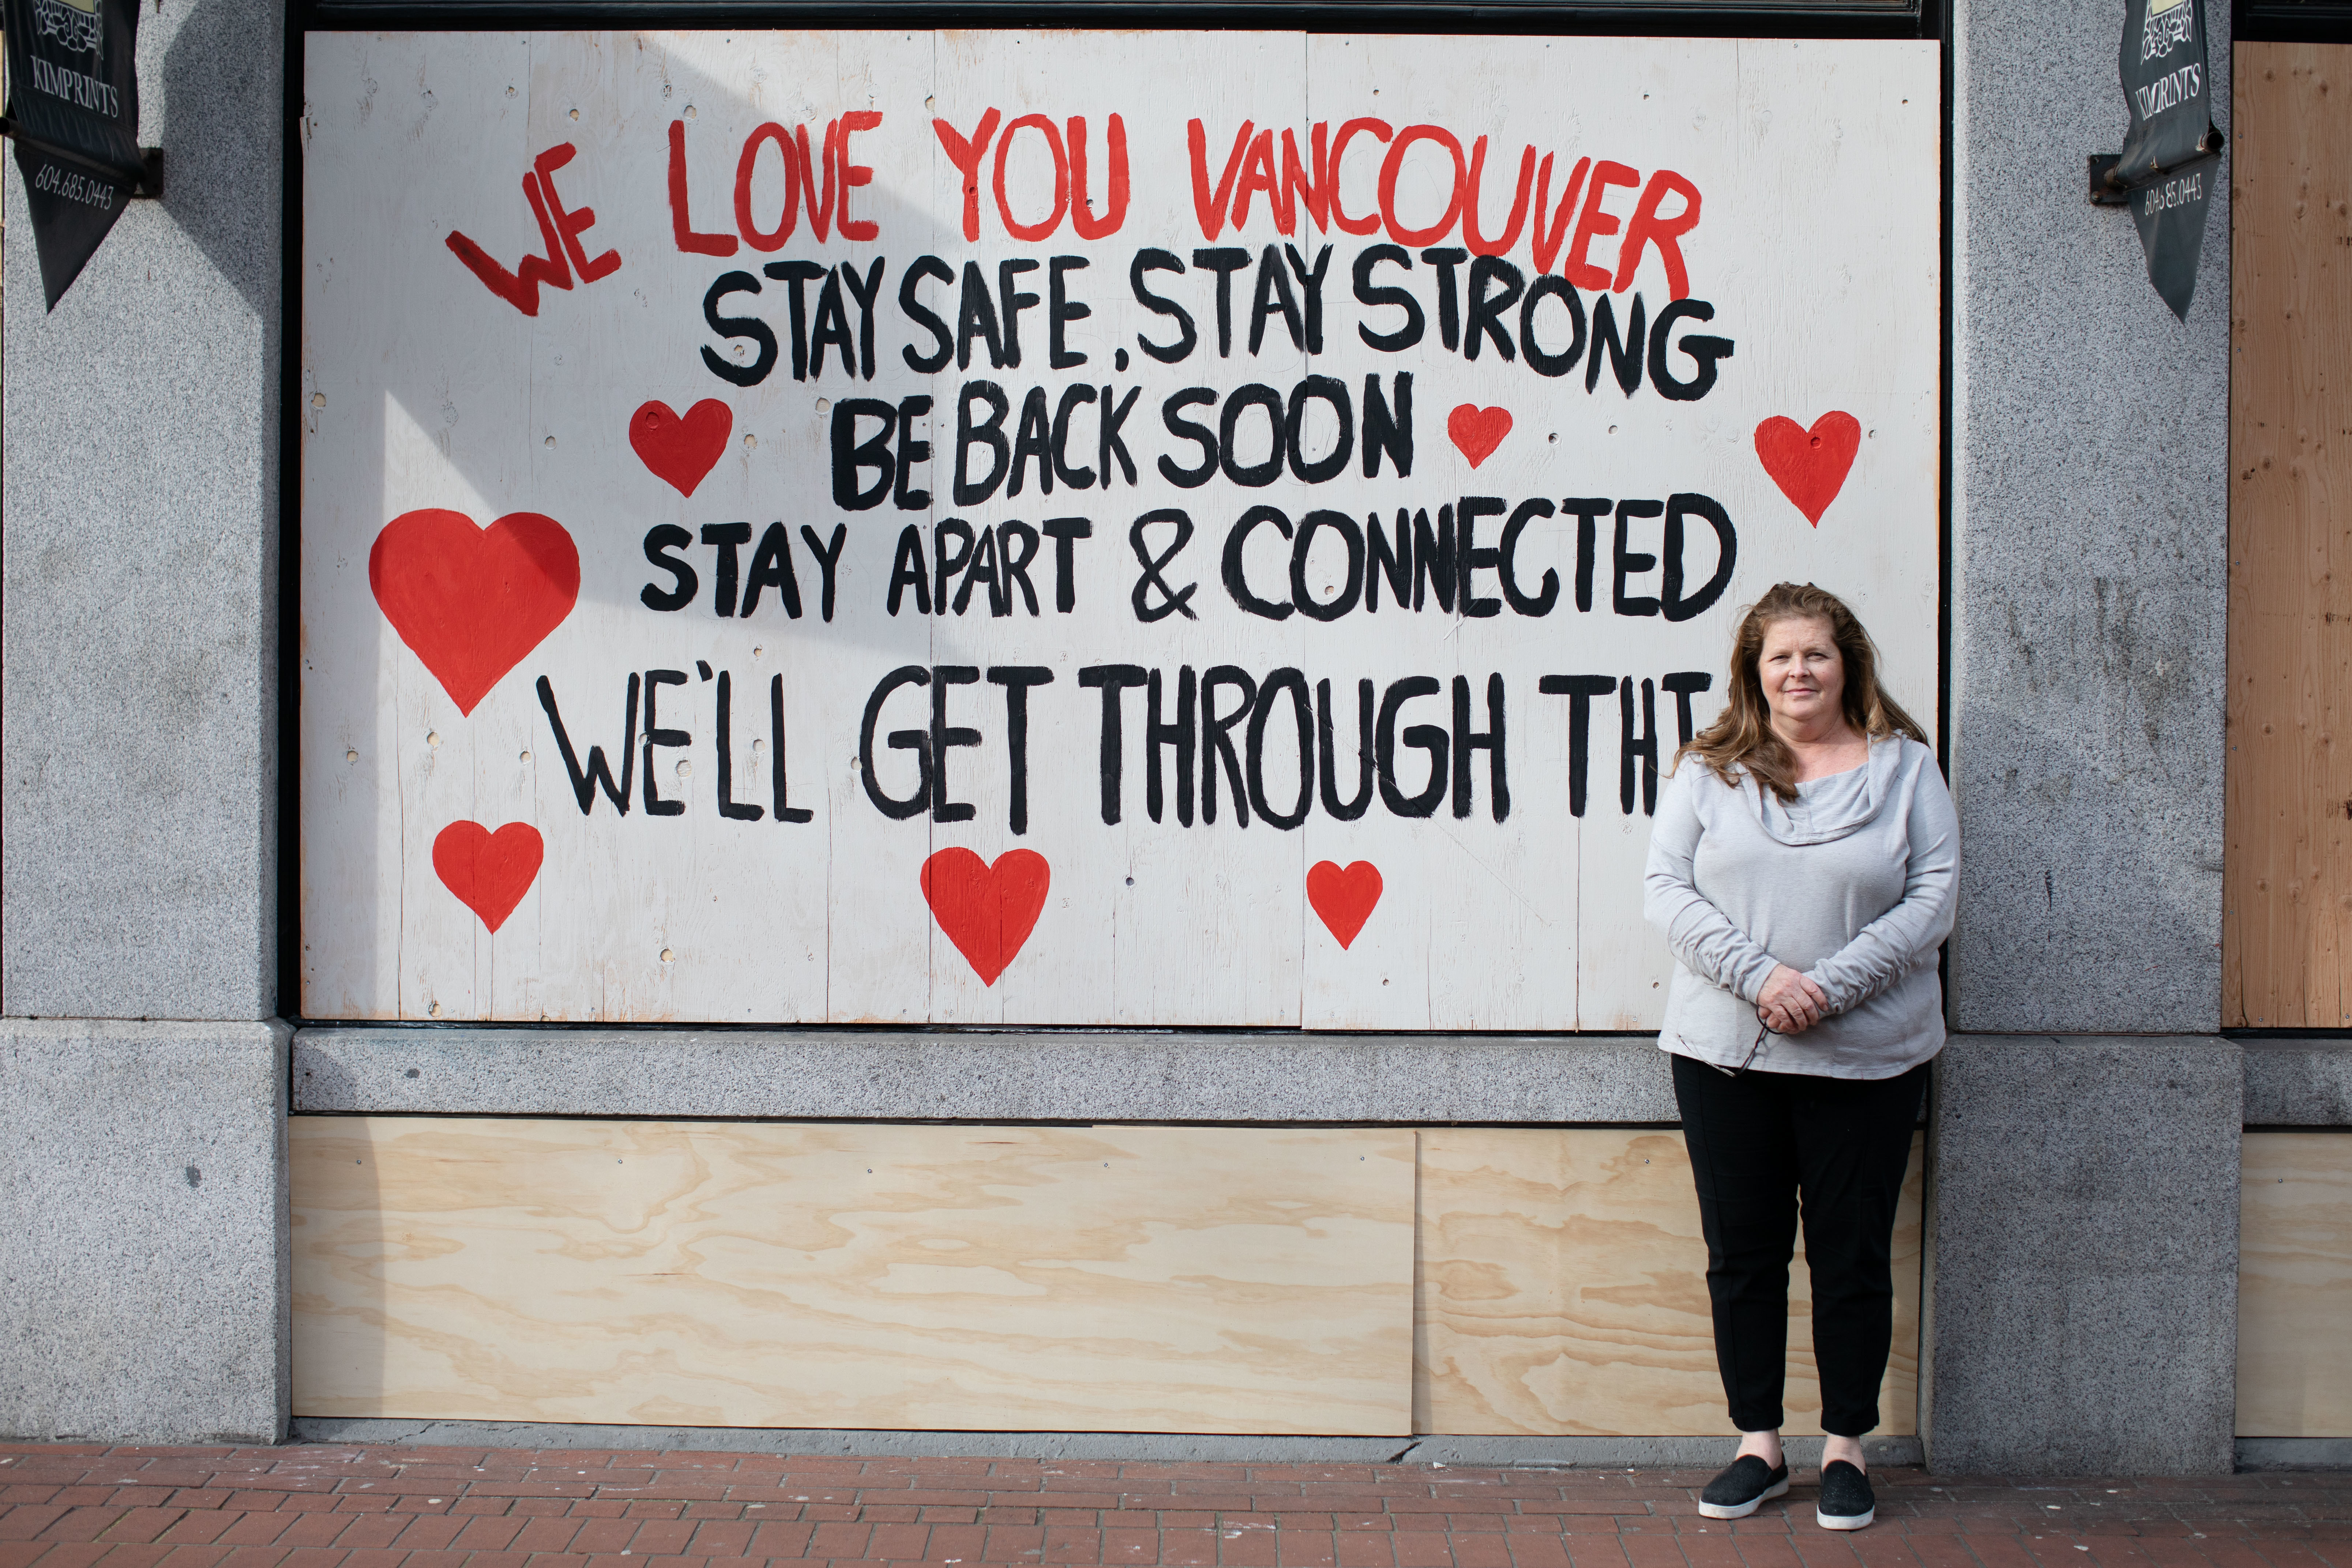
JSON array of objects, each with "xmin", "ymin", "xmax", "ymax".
[{"xmin": 1, "ymin": 1447, "xmax": 2342, "ymax": 1568}]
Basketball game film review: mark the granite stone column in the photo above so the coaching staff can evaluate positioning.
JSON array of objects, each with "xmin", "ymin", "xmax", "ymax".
[
  {"xmin": 0, "ymin": 0, "xmax": 288, "ymax": 1444},
  {"xmin": 1935, "ymin": 0, "xmax": 2240, "ymax": 1475}
]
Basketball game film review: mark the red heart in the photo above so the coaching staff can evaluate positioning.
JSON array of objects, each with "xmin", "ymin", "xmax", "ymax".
[
  {"xmin": 369, "ymin": 509, "xmax": 580, "ymax": 715},
  {"xmin": 1754, "ymin": 412, "xmax": 1862, "ymax": 526},
  {"xmin": 630, "ymin": 398, "xmax": 733, "ymax": 497},
  {"xmin": 432, "ymin": 820, "xmax": 544, "ymax": 933},
  {"xmin": 1447, "ymin": 404, "xmax": 1513, "ymax": 469},
  {"xmin": 921, "ymin": 848, "xmax": 1051, "ymax": 987},
  {"xmin": 1307, "ymin": 860, "xmax": 1384, "ymax": 950}
]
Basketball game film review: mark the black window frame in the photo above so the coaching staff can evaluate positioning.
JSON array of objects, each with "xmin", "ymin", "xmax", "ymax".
[
  {"xmin": 293, "ymin": 0, "xmax": 1939, "ymax": 38},
  {"xmin": 2235, "ymin": 0, "xmax": 2352, "ymax": 41}
]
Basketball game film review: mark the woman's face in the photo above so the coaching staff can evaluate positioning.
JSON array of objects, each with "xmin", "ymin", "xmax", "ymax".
[{"xmin": 1757, "ymin": 615, "xmax": 1848, "ymax": 732}]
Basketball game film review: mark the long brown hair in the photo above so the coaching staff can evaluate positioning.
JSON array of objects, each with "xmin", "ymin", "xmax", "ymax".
[{"xmin": 1677, "ymin": 582, "xmax": 1928, "ymax": 802}]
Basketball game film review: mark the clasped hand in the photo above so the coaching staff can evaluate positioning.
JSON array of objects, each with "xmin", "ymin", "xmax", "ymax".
[{"xmin": 1757, "ymin": 963, "xmax": 1829, "ymax": 1034}]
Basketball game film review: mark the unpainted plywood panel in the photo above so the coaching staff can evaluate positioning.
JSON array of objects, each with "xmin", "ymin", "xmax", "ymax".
[
  {"xmin": 1414, "ymin": 1128, "xmax": 1921, "ymax": 1436},
  {"xmin": 2238, "ymin": 1131, "xmax": 2352, "ymax": 1437},
  {"xmin": 291, "ymin": 1118, "xmax": 1414, "ymax": 1433},
  {"xmin": 2225, "ymin": 42, "xmax": 2352, "ymax": 1026}
]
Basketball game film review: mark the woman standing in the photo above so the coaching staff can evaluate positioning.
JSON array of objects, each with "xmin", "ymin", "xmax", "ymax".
[{"xmin": 1643, "ymin": 582, "xmax": 1957, "ymax": 1532}]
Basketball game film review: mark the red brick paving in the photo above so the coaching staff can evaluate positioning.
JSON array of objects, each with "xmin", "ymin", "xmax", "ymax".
[{"xmin": 0, "ymin": 1448, "xmax": 2340, "ymax": 1568}]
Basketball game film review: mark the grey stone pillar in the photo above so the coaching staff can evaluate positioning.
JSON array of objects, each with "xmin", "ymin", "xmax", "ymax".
[
  {"xmin": 0, "ymin": 0, "xmax": 288, "ymax": 1440},
  {"xmin": 1937, "ymin": 0, "xmax": 2239, "ymax": 1474},
  {"xmin": 1, "ymin": 1023, "xmax": 290, "ymax": 1444},
  {"xmin": 1923, "ymin": 1038, "xmax": 2241, "ymax": 1474},
  {"xmin": 1948, "ymin": 7, "xmax": 2229, "ymax": 1035}
]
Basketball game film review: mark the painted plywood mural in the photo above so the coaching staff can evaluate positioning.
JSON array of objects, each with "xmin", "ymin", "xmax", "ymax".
[{"xmin": 299, "ymin": 30, "xmax": 1941, "ymax": 1025}]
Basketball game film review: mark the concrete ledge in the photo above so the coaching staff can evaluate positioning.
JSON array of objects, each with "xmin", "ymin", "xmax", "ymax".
[
  {"xmin": 2242, "ymin": 1042, "xmax": 2352, "ymax": 1125},
  {"xmin": 2235, "ymin": 1437, "xmax": 2352, "ymax": 1471},
  {"xmin": 292, "ymin": 1028, "xmax": 1679, "ymax": 1123},
  {"xmin": 293, "ymin": 1027, "xmax": 2352, "ymax": 1128},
  {"xmin": 1, "ymin": 1019, "xmax": 290, "ymax": 1444},
  {"xmin": 291, "ymin": 1418, "xmax": 1922, "ymax": 1469}
]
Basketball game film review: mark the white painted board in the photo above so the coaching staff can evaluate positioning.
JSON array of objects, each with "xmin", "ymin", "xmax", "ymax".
[{"xmin": 299, "ymin": 30, "xmax": 1941, "ymax": 1026}]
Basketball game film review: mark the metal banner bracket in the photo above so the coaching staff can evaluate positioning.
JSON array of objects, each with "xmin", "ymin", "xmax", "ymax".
[{"xmin": 2090, "ymin": 125, "xmax": 2225, "ymax": 206}]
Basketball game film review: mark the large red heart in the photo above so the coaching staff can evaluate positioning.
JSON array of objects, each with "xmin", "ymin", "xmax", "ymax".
[
  {"xmin": 432, "ymin": 820, "xmax": 544, "ymax": 934},
  {"xmin": 921, "ymin": 848, "xmax": 1051, "ymax": 987},
  {"xmin": 1754, "ymin": 411, "xmax": 1862, "ymax": 526},
  {"xmin": 1447, "ymin": 404, "xmax": 1513, "ymax": 469},
  {"xmin": 1307, "ymin": 860, "xmax": 1384, "ymax": 950},
  {"xmin": 369, "ymin": 509, "xmax": 579, "ymax": 715},
  {"xmin": 630, "ymin": 398, "xmax": 733, "ymax": 497}
]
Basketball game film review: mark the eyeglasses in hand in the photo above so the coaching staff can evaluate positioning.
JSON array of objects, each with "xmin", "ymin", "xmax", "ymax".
[{"xmin": 1714, "ymin": 1008, "xmax": 1778, "ymax": 1078}]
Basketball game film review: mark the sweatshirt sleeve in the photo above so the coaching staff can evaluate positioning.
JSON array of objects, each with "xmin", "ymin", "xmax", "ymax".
[
  {"xmin": 1805, "ymin": 745, "xmax": 1960, "ymax": 1015},
  {"xmin": 1643, "ymin": 763, "xmax": 1783, "ymax": 1004}
]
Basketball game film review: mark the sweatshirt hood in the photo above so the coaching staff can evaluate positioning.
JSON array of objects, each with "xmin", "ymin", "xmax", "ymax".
[{"xmin": 1750, "ymin": 736, "xmax": 1906, "ymax": 846}]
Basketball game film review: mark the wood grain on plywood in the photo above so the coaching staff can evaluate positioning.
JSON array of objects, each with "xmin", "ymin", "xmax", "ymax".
[
  {"xmin": 2225, "ymin": 43, "xmax": 2352, "ymax": 1026},
  {"xmin": 1414, "ymin": 1129, "xmax": 1921, "ymax": 1437},
  {"xmin": 291, "ymin": 1118, "xmax": 1414, "ymax": 1434},
  {"xmin": 2238, "ymin": 1131, "xmax": 2352, "ymax": 1437}
]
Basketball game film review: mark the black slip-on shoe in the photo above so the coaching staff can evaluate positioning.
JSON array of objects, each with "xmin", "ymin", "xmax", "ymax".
[
  {"xmin": 1815, "ymin": 1460, "xmax": 1875, "ymax": 1530},
  {"xmin": 1697, "ymin": 1455, "xmax": 1790, "ymax": 1520}
]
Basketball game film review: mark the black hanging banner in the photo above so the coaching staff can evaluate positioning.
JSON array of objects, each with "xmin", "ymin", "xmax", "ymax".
[
  {"xmin": 2, "ymin": 0, "xmax": 146, "ymax": 309},
  {"xmin": 2100, "ymin": 0, "xmax": 2224, "ymax": 321},
  {"xmin": 2125, "ymin": 154, "xmax": 2218, "ymax": 320}
]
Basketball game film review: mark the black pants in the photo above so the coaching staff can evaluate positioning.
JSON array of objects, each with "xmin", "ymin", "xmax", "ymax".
[{"xmin": 1672, "ymin": 1052, "xmax": 1928, "ymax": 1438}]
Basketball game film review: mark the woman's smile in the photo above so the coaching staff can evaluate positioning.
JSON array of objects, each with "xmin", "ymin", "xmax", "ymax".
[{"xmin": 1758, "ymin": 615, "xmax": 1852, "ymax": 743}]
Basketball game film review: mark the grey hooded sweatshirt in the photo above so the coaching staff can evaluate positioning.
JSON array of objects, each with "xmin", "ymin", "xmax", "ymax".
[{"xmin": 1641, "ymin": 734, "xmax": 1958, "ymax": 1079}]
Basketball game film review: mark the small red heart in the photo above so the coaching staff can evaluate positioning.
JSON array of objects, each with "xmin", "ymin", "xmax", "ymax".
[
  {"xmin": 630, "ymin": 398, "xmax": 733, "ymax": 497},
  {"xmin": 432, "ymin": 820, "xmax": 544, "ymax": 934},
  {"xmin": 1754, "ymin": 412, "xmax": 1862, "ymax": 526},
  {"xmin": 369, "ymin": 509, "xmax": 580, "ymax": 715},
  {"xmin": 1447, "ymin": 404, "xmax": 1513, "ymax": 469},
  {"xmin": 1307, "ymin": 860, "xmax": 1384, "ymax": 950},
  {"xmin": 921, "ymin": 848, "xmax": 1051, "ymax": 987}
]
